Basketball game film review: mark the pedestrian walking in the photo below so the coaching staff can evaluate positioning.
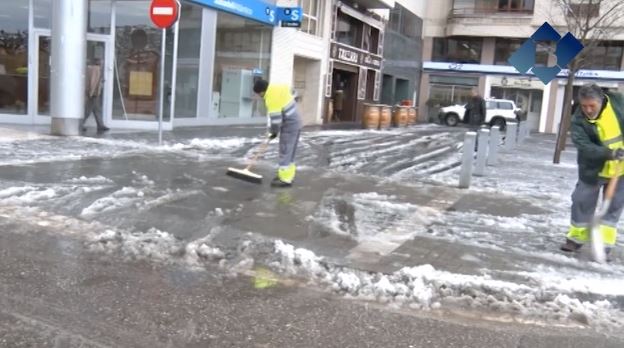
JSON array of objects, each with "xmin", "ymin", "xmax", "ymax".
[
  {"xmin": 463, "ymin": 89, "xmax": 486, "ymax": 130},
  {"xmin": 561, "ymin": 84, "xmax": 624, "ymax": 262},
  {"xmin": 253, "ymin": 79, "xmax": 303, "ymax": 187},
  {"xmin": 82, "ymin": 58, "xmax": 109, "ymax": 133}
]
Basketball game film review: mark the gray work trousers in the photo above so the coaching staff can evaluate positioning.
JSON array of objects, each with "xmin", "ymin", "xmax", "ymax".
[
  {"xmin": 571, "ymin": 178, "xmax": 624, "ymax": 228},
  {"xmin": 83, "ymin": 95, "xmax": 104, "ymax": 129},
  {"xmin": 278, "ymin": 109, "xmax": 302, "ymax": 168}
]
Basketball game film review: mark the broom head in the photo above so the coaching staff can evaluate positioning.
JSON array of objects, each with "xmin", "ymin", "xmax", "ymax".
[{"xmin": 226, "ymin": 167, "xmax": 263, "ymax": 184}]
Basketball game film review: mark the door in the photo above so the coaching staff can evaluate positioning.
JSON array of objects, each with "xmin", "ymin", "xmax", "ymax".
[
  {"xmin": 34, "ymin": 33, "xmax": 52, "ymax": 118},
  {"xmin": 32, "ymin": 33, "xmax": 112, "ymax": 126}
]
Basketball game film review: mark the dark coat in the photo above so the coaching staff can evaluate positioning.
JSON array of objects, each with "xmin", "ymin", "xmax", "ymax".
[
  {"xmin": 463, "ymin": 95, "xmax": 486, "ymax": 126},
  {"xmin": 571, "ymin": 92, "xmax": 624, "ymax": 184}
]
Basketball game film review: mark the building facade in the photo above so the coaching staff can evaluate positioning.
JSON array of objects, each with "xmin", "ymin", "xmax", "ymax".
[
  {"xmin": 322, "ymin": 0, "xmax": 393, "ymax": 124},
  {"xmin": 0, "ymin": 0, "xmax": 336, "ymax": 131},
  {"xmin": 380, "ymin": 1, "xmax": 423, "ymax": 108},
  {"xmin": 419, "ymin": 0, "xmax": 624, "ymax": 133}
]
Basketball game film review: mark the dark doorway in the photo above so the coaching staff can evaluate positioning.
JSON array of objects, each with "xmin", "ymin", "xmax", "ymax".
[{"xmin": 331, "ymin": 67, "xmax": 358, "ymax": 122}]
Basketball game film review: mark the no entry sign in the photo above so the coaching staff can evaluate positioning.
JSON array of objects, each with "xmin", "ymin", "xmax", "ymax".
[{"xmin": 150, "ymin": 0, "xmax": 180, "ymax": 29}]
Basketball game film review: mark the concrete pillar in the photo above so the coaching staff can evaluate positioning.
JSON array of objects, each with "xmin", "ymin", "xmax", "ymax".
[
  {"xmin": 459, "ymin": 132, "xmax": 476, "ymax": 189},
  {"xmin": 474, "ymin": 128, "xmax": 489, "ymax": 176},
  {"xmin": 50, "ymin": 0, "xmax": 87, "ymax": 136},
  {"xmin": 505, "ymin": 123, "xmax": 518, "ymax": 151},
  {"xmin": 488, "ymin": 126, "xmax": 500, "ymax": 166}
]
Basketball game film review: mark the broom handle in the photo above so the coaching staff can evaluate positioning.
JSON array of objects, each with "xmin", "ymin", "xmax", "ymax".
[
  {"xmin": 605, "ymin": 160, "xmax": 624, "ymax": 200},
  {"xmin": 244, "ymin": 137, "xmax": 271, "ymax": 171}
]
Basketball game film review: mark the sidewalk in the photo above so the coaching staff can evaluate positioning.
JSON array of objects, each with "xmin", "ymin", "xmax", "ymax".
[{"xmin": 0, "ymin": 123, "xmax": 622, "ymax": 334}]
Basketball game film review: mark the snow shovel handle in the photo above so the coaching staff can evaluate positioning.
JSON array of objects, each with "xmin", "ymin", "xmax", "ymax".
[
  {"xmin": 605, "ymin": 160, "xmax": 624, "ymax": 201},
  {"xmin": 244, "ymin": 136, "xmax": 272, "ymax": 171}
]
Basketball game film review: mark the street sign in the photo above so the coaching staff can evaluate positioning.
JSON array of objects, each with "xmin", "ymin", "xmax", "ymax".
[
  {"xmin": 278, "ymin": 7, "xmax": 302, "ymax": 28},
  {"xmin": 150, "ymin": 0, "xmax": 180, "ymax": 29}
]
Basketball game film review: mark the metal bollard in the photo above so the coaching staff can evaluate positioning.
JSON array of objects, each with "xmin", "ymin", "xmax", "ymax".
[
  {"xmin": 505, "ymin": 122, "xmax": 517, "ymax": 151},
  {"xmin": 474, "ymin": 128, "xmax": 489, "ymax": 176},
  {"xmin": 519, "ymin": 122, "xmax": 528, "ymax": 142},
  {"xmin": 488, "ymin": 126, "xmax": 500, "ymax": 166},
  {"xmin": 459, "ymin": 132, "xmax": 476, "ymax": 188}
]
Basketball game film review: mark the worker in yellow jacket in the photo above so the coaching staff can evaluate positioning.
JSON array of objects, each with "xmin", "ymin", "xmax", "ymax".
[{"xmin": 253, "ymin": 79, "xmax": 303, "ymax": 187}]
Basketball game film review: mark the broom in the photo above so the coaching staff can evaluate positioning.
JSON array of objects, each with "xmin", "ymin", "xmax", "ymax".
[
  {"xmin": 590, "ymin": 160, "xmax": 623, "ymax": 263},
  {"xmin": 226, "ymin": 136, "xmax": 272, "ymax": 184}
]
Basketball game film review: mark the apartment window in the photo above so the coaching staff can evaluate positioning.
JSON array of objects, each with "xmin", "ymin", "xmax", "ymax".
[
  {"xmin": 568, "ymin": 3, "xmax": 600, "ymax": 18},
  {"xmin": 584, "ymin": 42, "xmax": 623, "ymax": 70},
  {"xmin": 494, "ymin": 38, "xmax": 524, "ymax": 65},
  {"xmin": 433, "ymin": 37, "xmax": 483, "ymax": 64},
  {"xmin": 387, "ymin": 3, "xmax": 420, "ymax": 39},
  {"xmin": 299, "ymin": 0, "xmax": 321, "ymax": 36},
  {"xmin": 498, "ymin": 0, "xmax": 534, "ymax": 12}
]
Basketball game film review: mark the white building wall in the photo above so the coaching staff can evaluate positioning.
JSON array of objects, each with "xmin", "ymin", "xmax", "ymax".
[{"xmin": 269, "ymin": 0, "xmax": 332, "ymax": 125}]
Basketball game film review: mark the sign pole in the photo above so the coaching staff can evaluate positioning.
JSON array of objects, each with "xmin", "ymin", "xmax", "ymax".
[{"xmin": 158, "ymin": 28, "xmax": 165, "ymax": 146}]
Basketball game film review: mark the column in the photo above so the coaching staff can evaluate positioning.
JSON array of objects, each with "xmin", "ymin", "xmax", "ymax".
[{"xmin": 50, "ymin": 0, "xmax": 87, "ymax": 136}]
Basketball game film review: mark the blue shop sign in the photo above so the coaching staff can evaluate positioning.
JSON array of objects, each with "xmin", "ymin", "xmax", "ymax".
[{"xmin": 187, "ymin": 0, "xmax": 277, "ymax": 25}]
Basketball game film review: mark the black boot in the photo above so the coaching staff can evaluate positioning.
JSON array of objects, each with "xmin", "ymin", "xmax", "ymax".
[
  {"xmin": 605, "ymin": 247, "xmax": 613, "ymax": 262},
  {"xmin": 270, "ymin": 177, "xmax": 292, "ymax": 188},
  {"xmin": 560, "ymin": 238, "xmax": 582, "ymax": 252}
]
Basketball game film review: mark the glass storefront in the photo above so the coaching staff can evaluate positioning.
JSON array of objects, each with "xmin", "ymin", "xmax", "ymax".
[
  {"xmin": 0, "ymin": 0, "xmax": 275, "ymax": 127},
  {"xmin": 212, "ymin": 11, "xmax": 272, "ymax": 119},
  {"xmin": 0, "ymin": 1, "xmax": 29, "ymax": 115}
]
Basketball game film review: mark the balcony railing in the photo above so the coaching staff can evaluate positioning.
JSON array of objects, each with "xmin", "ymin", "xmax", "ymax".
[{"xmin": 450, "ymin": 7, "xmax": 534, "ymax": 17}]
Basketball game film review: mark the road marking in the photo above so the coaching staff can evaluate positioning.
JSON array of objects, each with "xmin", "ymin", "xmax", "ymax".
[{"xmin": 152, "ymin": 7, "xmax": 174, "ymax": 15}]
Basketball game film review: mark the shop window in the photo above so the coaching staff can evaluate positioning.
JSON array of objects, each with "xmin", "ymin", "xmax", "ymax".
[
  {"xmin": 0, "ymin": 0, "xmax": 29, "ymax": 115},
  {"xmin": 336, "ymin": 12, "xmax": 361, "ymax": 48},
  {"xmin": 88, "ymin": 0, "xmax": 113, "ymax": 34},
  {"xmin": 584, "ymin": 42, "xmax": 623, "ymax": 71},
  {"xmin": 112, "ymin": 1, "xmax": 174, "ymax": 122},
  {"xmin": 494, "ymin": 38, "xmax": 524, "ymax": 65},
  {"xmin": 213, "ymin": 12, "xmax": 272, "ymax": 119},
  {"xmin": 433, "ymin": 37, "xmax": 483, "ymax": 64},
  {"xmin": 174, "ymin": 3, "xmax": 202, "ymax": 118},
  {"xmin": 299, "ymin": 0, "xmax": 321, "ymax": 36},
  {"xmin": 34, "ymin": 0, "xmax": 52, "ymax": 28},
  {"xmin": 362, "ymin": 25, "xmax": 380, "ymax": 54},
  {"xmin": 33, "ymin": 0, "xmax": 112, "ymax": 34}
]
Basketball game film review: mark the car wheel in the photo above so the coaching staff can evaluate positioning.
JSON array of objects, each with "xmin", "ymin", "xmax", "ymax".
[
  {"xmin": 445, "ymin": 113, "xmax": 459, "ymax": 127},
  {"xmin": 490, "ymin": 117, "xmax": 506, "ymax": 131}
]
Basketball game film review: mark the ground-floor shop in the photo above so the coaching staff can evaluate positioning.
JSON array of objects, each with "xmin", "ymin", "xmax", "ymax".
[
  {"xmin": 0, "ymin": 0, "xmax": 287, "ymax": 130},
  {"xmin": 420, "ymin": 62, "xmax": 624, "ymax": 133}
]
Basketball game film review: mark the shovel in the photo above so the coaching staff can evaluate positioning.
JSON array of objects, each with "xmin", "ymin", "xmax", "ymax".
[{"xmin": 590, "ymin": 160, "xmax": 623, "ymax": 263}]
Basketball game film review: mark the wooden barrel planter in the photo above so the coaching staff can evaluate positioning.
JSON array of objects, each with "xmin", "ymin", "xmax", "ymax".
[
  {"xmin": 362, "ymin": 104, "xmax": 380, "ymax": 129},
  {"xmin": 379, "ymin": 105, "xmax": 392, "ymax": 129},
  {"xmin": 392, "ymin": 107, "xmax": 408, "ymax": 127},
  {"xmin": 407, "ymin": 107, "xmax": 417, "ymax": 125}
]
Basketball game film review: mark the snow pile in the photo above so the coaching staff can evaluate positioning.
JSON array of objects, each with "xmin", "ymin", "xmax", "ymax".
[
  {"xmin": 270, "ymin": 240, "xmax": 624, "ymax": 330},
  {"xmin": 89, "ymin": 227, "xmax": 184, "ymax": 262},
  {"xmin": 65, "ymin": 176, "xmax": 114, "ymax": 185},
  {"xmin": 81, "ymin": 187, "xmax": 143, "ymax": 217},
  {"xmin": 0, "ymin": 186, "xmax": 57, "ymax": 205},
  {"xmin": 168, "ymin": 137, "xmax": 251, "ymax": 152}
]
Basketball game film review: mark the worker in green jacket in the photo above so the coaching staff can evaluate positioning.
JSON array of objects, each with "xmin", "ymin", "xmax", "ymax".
[
  {"xmin": 561, "ymin": 84, "xmax": 624, "ymax": 262},
  {"xmin": 253, "ymin": 79, "xmax": 303, "ymax": 187}
]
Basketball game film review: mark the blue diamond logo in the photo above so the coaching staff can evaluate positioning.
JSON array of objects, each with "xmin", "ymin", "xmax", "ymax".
[{"xmin": 508, "ymin": 22, "xmax": 583, "ymax": 84}]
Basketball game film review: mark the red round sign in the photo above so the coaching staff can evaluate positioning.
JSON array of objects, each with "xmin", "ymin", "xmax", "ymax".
[{"xmin": 149, "ymin": 0, "xmax": 180, "ymax": 29}]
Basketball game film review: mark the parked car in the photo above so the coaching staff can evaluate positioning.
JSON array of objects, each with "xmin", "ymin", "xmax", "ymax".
[{"xmin": 438, "ymin": 98, "xmax": 521, "ymax": 130}]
